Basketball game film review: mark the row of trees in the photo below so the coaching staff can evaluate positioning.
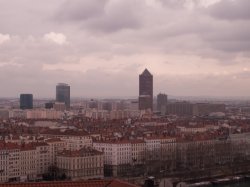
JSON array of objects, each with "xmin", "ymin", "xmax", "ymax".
[
  {"xmin": 44, "ymin": 138, "xmax": 250, "ymax": 179},
  {"xmin": 128, "ymin": 138, "xmax": 250, "ymax": 178}
]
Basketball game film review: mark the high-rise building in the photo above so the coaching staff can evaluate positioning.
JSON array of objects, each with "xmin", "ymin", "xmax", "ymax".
[
  {"xmin": 56, "ymin": 83, "xmax": 70, "ymax": 110},
  {"xmin": 165, "ymin": 102, "xmax": 194, "ymax": 116},
  {"xmin": 20, "ymin": 94, "xmax": 33, "ymax": 109},
  {"xmin": 157, "ymin": 93, "xmax": 168, "ymax": 112},
  {"xmin": 139, "ymin": 69, "xmax": 153, "ymax": 111}
]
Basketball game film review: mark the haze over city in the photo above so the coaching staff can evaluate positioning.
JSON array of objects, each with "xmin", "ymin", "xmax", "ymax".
[
  {"xmin": 2, "ymin": 1, "xmax": 250, "ymax": 187},
  {"xmin": 0, "ymin": 0, "xmax": 250, "ymax": 98}
]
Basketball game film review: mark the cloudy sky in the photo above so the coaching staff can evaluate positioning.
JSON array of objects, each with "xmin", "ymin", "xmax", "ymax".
[{"xmin": 0, "ymin": 0, "xmax": 250, "ymax": 98}]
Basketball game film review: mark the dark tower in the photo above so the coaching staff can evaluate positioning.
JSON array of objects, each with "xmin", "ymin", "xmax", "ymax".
[
  {"xmin": 20, "ymin": 94, "xmax": 33, "ymax": 109},
  {"xmin": 157, "ymin": 93, "xmax": 168, "ymax": 112},
  {"xmin": 56, "ymin": 83, "xmax": 70, "ymax": 110},
  {"xmin": 139, "ymin": 69, "xmax": 153, "ymax": 111}
]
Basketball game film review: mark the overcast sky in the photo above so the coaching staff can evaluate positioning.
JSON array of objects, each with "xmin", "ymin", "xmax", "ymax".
[{"xmin": 0, "ymin": 0, "xmax": 250, "ymax": 98}]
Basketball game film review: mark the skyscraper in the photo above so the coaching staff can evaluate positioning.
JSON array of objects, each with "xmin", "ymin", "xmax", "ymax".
[
  {"xmin": 20, "ymin": 94, "xmax": 33, "ymax": 109},
  {"xmin": 56, "ymin": 83, "xmax": 70, "ymax": 110},
  {"xmin": 139, "ymin": 69, "xmax": 153, "ymax": 111},
  {"xmin": 157, "ymin": 93, "xmax": 168, "ymax": 112}
]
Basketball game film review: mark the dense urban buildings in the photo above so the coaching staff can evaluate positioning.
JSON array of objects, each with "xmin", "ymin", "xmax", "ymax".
[
  {"xmin": 20, "ymin": 94, "xmax": 33, "ymax": 109},
  {"xmin": 56, "ymin": 83, "xmax": 70, "ymax": 110},
  {"xmin": 0, "ymin": 69, "xmax": 249, "ymax": 187},
  {"xmin": 139, "ymin": 69, "xmax": 153, "ymax": 111},
  {"xmin": 1, "ymin": 96, "xmax": 250, "ymax": 186}
]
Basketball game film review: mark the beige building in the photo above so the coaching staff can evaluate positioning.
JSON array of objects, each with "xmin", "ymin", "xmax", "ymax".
[
  {"xmin": 131, "ymin": 140, "xmax": 146, "ymax": 165},
  {"xmin": 145, "ymin": 136, "xmax": 176, "ymax": 162},
  {"xmin": 0, "ymin": 146, "xmax": 8, "ymax": 182},
  {"xmin": 46, "ymin": 138, "xmax": 66, "ymax": 165},
  {"xmin": 177, "ymin": 125, "xmax": 207, "ymax": 133},
  {"xmin": 20, "ymin": 144, "xmax": 37, "ymax": 181},
  {"xmin": 0, "ymin": 142, "xmax": 55, "ymax": 182},
  {"xmin": 93, "ymin": 140, "xmax": 146, "ymax": 177},
  {"xmin": 40, "ymin": 130, "xmax": 92, "ymax": 151},
  {"xmin": 26, "ymin": 109, "xmax": 63, "ymax": 119},
  {"xmin": 56, "ymin": 148, "xmax": 104, "ymax": 180},
  {"xmin": 32, "ymin": 142, "xmax": 52, "ymax": 176},
  {"xmin": 0, "ymin": 143, "xmax": 20, "ymax": 183},
  {"xmin": 53, "ymin": 102, "xmax": 66, "ymax": 111},
  {"xmin": 84, "ymin": 109, "xmax": 140, "ymax": 120}
]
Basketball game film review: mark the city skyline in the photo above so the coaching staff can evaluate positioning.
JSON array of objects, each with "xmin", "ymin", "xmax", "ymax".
[{"xmin": 0, "ymin": 0, "xmax": 250, "ymax": 98}]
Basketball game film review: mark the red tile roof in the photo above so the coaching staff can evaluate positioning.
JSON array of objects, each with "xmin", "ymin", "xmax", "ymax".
[
  {"xmin": 0, "ymin": 180, "xmax": 139, "ymax": 187},
  {"xmin": 45, "ymin": 138, "xmax": 63, "ymax": 143},
  {"xmin": 0, "ymin": 142, "xmax": 19, "ymax": 150},
  {"xmin": 58, "ymin": 147, "xmax": 103, "ymax": 157}
]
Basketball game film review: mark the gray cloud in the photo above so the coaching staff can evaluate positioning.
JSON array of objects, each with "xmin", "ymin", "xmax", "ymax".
[
  {"xmin": 56, "ymin": 0, "xmax": 107, "ymax": 22},
  {"xmin": 157, "ymin": 72, "xmax": 250, "ymax": 97},
  {"xmin": 0, "ymin": 36, "xmax": 76, "ymax": 67},
  {"xmin": 158, "ymin": 0, "xmax": 186, "ymax": 8},
  {"xmin": 0, "ymin": 62, "xmax": 140, "ymax": 98},
  {"xmin": 55, "ymin": 0, "xmax": 142, "ymax": 32},
  {"xmin": 1, "ymin": 0, "xmax": 250, "ymax": 98},
  {"xmin": 209, "ymin": 0, "xmax": 250, "ymax": 20},
  {"xmin": 2, "ymin": 60, "xmax": 250, "ymax": 98}
]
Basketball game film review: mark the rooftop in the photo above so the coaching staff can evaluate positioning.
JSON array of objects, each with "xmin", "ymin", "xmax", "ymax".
[
  {"xmin": 57, "ymin": 83, "xmax": 69, "ymax": 86},
  {"xmin": 0, "ymin": 180, "xmax": 139, "ymax": 187},
  {"xmin": 140, "ymin": 68, "xmax": 152, "ymax": 77},
  {"xmin": 58, "ymin": 147, "xmax": 103, "ymax": 157}
]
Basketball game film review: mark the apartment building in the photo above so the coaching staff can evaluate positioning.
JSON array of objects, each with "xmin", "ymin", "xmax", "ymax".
[
  {"xmin": 93, "ymin": 140, "xmax": 146, "ymax": 177},
  {"xmin": 20, "ymin": 144, "xmax": 37, "ymax": 181},
  {"xmin": 144, "ymin": 136, "xmax": 176, "ymax": 169},
  {"xmin": 56, "ymin": 147, "xmax": 104, "ymax": 180},
  {"xmin": 177, "ymin": 125, "xmax": 207, "ymax": 133},
  {"xmin": 45, "ymin": 138, "xmax": 67, "ymax": 165},
  {"xmin": 84, "ymin": 109, "xmax": 140, "ymax": 120},
  {"xmin": 93, "ymin": 140, "xmax": 130, "ymax": 177},
  {"xmin": 32, "ymin": 142, "xmax": 52, "ymax": 176},
  {"xmin": 0, "ymin": 143, "xmax": 20, "ymax": 183},
  {"xmin": 40, "ymin": 130, "xmax": 92, "ymax": 151},
  {"xmin": 26, "ymin": 109, "xmax": 63, "ymax": 119},
  {"xmin": 0, "ymin": 145, "xmax": 8, "ymax": 182},
  {"xmin": 176, "ymin": 137, "xmax": 216, "ymax": 169},
  {"xmin": 131, "ymin": 140, "xmax": 146, "ymax": 165}
]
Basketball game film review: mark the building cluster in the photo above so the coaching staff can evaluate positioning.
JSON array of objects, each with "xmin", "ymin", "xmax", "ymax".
[
  {"xmin": 0, "ymin": 133, "xmax": 103, "ymax": 182},
  {"xmin": 1, "ymin": 112, "xmax": 250, "ymax": 182},
  {"xmin": 1, "ymin": 68, "xmax": 250, "ymax": 184},
  {"xmin": 0, "ymin": 109, "xmax": 64, "ymax": 120},
  {"xmin": 83, "ymin": 109, "xmax": 141, "ymax": 120}
]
